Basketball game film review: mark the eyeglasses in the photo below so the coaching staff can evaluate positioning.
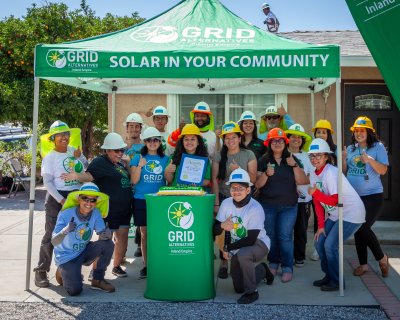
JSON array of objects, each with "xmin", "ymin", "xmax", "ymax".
[
  {"xmin": 145, "ymin": 138, "xmax": 161, "ymax": 143},
  {"xmin": 79, "ymin": 196, "xmax": 98, "ymax": 203},
  {"xmin": 270, "ymin": 138, "xmax": 285, "ymax": 145},
  {"xmin": 111, "ymin": 148, "xmax": 126, "ymax": 153},
  {"xmin": 265, "ymin": 115, "xmax": 280, "ymax": 120},
  {"xmin": 230, "ymin": 186, "xmax": 247, "ymax": 192},
  {"xmin": 309, "ymin": 153, "xmax": 325, "ymax": 160}
]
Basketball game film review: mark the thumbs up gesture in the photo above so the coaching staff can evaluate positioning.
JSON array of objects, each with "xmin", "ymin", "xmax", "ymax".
[
  {"xmin": 229, "ymin": 159, "xmax": 240, "ymax": 171},
  {"xmin": 138, "ymin": 155, "xmax": 147, "ymax": 168},
  {"xmin": 63, "ymin": 217, "xmax": 76, "ymax": 234},
  {"xmin": 308, "ymin": 184, "xmax": 318, "ymax": 196},
  {"xmin": 73, "ymin": 146, "xmax": 82, "ymax": 158},
  {"xmin": 222, "ymin": 214, "xmax": 234, "ymax": 231},
  {"xmin": 165, "ymin": 162, "xmax": 176, "ymax": 174},
  {"xmin": 98, "ymin": 222, "xmax": 112, "ymax": 240},
  {"xmin": 286, "ymin": 152, "xmax": 297, "ymax": 167},
  {"xmin": 342, "ymin": 146, "xmax": 348, "ymax": 161},
  {"xmin": 266, "ymin": 162, "xmax": 275, "ymax": 176},
  {"xmin": 360, "ymin": 150, "xmax": 373, "ymax": 164}
]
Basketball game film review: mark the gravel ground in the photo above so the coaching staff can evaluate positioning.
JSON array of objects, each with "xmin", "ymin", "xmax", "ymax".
[{"xmin": 0, "ymin": 302, "xmax": 388, "ymax": 320}]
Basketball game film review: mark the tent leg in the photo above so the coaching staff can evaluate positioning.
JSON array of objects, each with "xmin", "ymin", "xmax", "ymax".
[
  {"xmin": 335, "ymin": 78, "xmax": 344, "ymax": 297},
  {"xmin": 310, "ymin": 90, "xmax": 315, "ymax": 129},
  {"xmin": 26, "ymin": 77, "xmax": 40, "ymax": 291},
  {"xmin": 111, "ymin": 90, "xmax": 116, "ymax": 132}
]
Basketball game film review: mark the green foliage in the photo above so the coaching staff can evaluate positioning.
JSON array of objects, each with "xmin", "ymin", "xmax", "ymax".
[{"xmin": 0, "ymin": 1, "xmax": 144, "ymax": 156}]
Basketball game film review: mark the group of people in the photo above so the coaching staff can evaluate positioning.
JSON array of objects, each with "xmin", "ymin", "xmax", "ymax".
[{"xmin": 32, "ymin": 102, "xmax": 389, "ymax": 305}]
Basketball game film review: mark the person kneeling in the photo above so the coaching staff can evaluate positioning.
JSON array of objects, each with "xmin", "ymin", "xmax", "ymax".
[
  {"xmin": 213, "ymin": 168, "xmax": 274, "ymax": 304},
  {"xmin": 51, "ymin": 183, "xmax": 115, "ymax": 296}
]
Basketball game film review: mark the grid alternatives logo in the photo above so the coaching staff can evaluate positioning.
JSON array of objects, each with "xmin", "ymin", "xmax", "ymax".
[
  {"xmin": 46, "ymin": 50, "xmax": 67, "ymax": 68},
  {"xmin": 167, "ymin": 201, "xmax": 194, "ymax": 230}
]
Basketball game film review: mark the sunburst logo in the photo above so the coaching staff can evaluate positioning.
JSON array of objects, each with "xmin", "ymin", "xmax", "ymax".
[
  {"xmin": 231, "ymin": 216, "xmax": 247, "ymax": 240},
  {"xmin": 63, "ymin": 157, "xmax": 84, "ymax": 173},
  {"xmin": 351, "ymin": 155, "xmax": 365, "ymax": 169},
  {"xmin": 167, "ymin": 201, "xmax": 194, "ymax": 230},
  {"xmin": 75, "ymin": 223, "xmax": 92, "ymax": 241},
  {"xmin": 144, "ymin": 159, "xmax": 163, "ymax": 174},
  {"xmin": 46, "ymin": 50, "xmax": 67, "ymax": 68}
]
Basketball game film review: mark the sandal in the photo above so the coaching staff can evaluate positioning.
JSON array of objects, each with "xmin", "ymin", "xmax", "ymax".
[
  {"xmin": 379, "ymin": 254, "xmax": 389, "ymax": 278},
  {"xmin": 353, "ymin": 265, "xmax": 367, "ymax": 276}
]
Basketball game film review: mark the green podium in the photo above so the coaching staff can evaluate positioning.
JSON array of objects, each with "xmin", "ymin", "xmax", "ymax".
[{"xmin": 144, "ymin": 194, "xmax": 215, "ymax": 301}]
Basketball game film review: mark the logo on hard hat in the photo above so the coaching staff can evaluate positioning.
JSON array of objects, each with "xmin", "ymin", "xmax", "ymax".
[
  {"xmin": 167, "ymin": 202, "xmax": 194, "ymax": 229},
  {"xmin": 222, "ymin": 123, "xmax": 235, "ymax": 132},
  {"xmin": 310, "ymin": 145, "xmax": 320, "ymax": 151},
  {"xmin": 356, "ymin": 119, "xmax": 367, "ymax": 125}
]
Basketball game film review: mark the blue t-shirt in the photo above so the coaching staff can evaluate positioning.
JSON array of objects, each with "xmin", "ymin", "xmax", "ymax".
[
  {"xmin": 130, "ymin": 154, "xmax": 169, "ymax": 199},
  {"xmin": 125, "ymin": 143, "xmax": 144, "ymax": 160},
  {"xmin": 53, "ymin": 207, "xmax": 105, "ymax": 266},
  {"xmin": 346, "ymin": 142, "xmax": 389, "ymax": 196}
]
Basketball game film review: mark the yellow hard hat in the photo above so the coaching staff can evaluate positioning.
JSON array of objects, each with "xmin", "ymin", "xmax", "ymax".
[
  {"xmin": 350, "ymin": 116, "xmax": 375, "ymax": 133},
  {"xmin": 178, "ymin": 124, "xmax": 201, "ymax": 138},
  {"xmin": 312, "ymin": 119, "xmax": 334, "ymax": 134},
  {"xmin": 220, "ymin": 121, "xmax": 243, "ymax": 137}
]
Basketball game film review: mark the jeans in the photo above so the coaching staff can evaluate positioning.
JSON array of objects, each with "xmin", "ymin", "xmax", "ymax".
[
  {"xmin": 294, "ymin": 201, "xmax": 312, "ymax": 262},
  {"xmin": 262, "ymin": 204, "xmax": 298, "ymax": 273},
  {"xmin": 315, "ymin": 218, "xmax": 361, "ymax": 285}
]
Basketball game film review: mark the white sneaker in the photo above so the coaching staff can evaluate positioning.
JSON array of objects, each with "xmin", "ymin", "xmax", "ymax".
[
  {"xmin": 310, "ymin": 249, "xmax": 319, "ymax": 261},
  {"xmin": 88, "ymin": 269, "xmax": 93, "ymax": 281}
]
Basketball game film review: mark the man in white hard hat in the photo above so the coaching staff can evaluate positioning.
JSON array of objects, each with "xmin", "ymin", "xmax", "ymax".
[
  {"xmin": 168, "ymin": 101, "xmax": 217, "ymax": 159},
  {"xmin": 262, "ymin": 3, "xmax": 280, "ymax": 33},
  {"xmin": 258, "ymin": 104, "xmax": 295, "ymax": 141},
  {"xmin": 151, "ymin": 106, "xmax": 173, "ymax": 156}
]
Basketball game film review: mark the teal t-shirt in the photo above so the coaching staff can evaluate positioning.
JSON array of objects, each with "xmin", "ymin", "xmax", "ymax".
[
  {"xmin": 53, "ymin": 207, "xmax": 105, "ymax": 266},
  {"xmin": 131, "ymin": 154, "xmax": 169, "ymax": 199}
]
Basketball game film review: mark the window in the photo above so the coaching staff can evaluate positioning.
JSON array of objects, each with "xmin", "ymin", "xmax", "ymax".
[
  {"xmin": 354, "ymin": 94, "xmax": 391, "ymax": 110},
  {"xmin": 229, "ymin": 94, "xmax": 275, "ymax": 122}
]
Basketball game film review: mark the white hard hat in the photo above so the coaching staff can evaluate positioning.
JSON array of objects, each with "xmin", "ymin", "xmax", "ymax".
[
  {"xmin": 226, "ymin": 168, "xmax": 253, "ymax": 186},
  {"xmin": 308, "ymin": 138, "xmax": 333, "ymax": 154},
  {"xmin": 141, "ymin": 127, "xmax": 162, "ymax": 140},
  {"xmin": 262, "ymin": 105, "xmax": 279, "ymax": 117},
  {"xmin": 238, "ymin": 111, "xmax": 257, "ymax": 124},
  {"xmin": 152, "ymin": 106, "xmax": 170, "ymax": 117},
  {"xmin": 262, "ymin": 3, "xmax": 270, "ymax": 9},
  {"xmin": 287, "ymin": 123, "xmax": 306, "ymax": 133},
  {"xmin": 124, "ymin": 113, "xmax": 143, "ymax": 126},
  {"xmin": 192, "ymin": 101, "xmax": 211, "ymax": 114},
  {"xmin": 101, "ymin": 132, "xmax": 127, "ymax": 150}
]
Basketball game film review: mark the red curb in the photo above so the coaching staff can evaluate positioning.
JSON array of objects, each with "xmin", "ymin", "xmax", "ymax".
[{"xmin": 348, "ymin": 258, "xmax": 400, "ymax": 320}]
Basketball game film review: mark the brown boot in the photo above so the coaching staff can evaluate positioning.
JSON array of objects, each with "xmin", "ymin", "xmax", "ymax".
[
  {"xmin": 55, "ymin": 268, "xmax": 63, "ymax": 286},
  {"xmin": 91, "ymin": 279, "xmax": 115, "ymax": 293}
]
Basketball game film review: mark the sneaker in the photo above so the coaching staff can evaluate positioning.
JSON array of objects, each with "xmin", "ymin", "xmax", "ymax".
[
  {"xmin": 34, "ymin": 269, "xmax": 49, "ymax": 288},
  {"xmin": 91, "ymin": 279, "xmax": 115, "ymax": 293},
  {"xmin": 139, "ymin": 267, "xmax": 147, "ymax": 279},
  {"xmin": 321, "ymin": 282, "xmax": 339, "ymax": 292},
  {"xmin": 133, "ymin": 247, "xmax": 142, "ymax": 258},
  {"xmin": 237, "ymin": 291, "xmax": 259, "ymax": 304},
  {"xmin": 88, "ymin": 270, "xmax": 93, "ymax": 282},
  {"xmin": 281, "ymin": 272, "xmax": 293, "ymax": 283},
  {"xmin": 260, "ymin": 262, "xmax": 274, "ymax": 285},
  {"xmin": 313, "ymin": 276, "xmax": 330, "ymax": 287},
  {"xmin": 55, "ymin": 268, "xmax": 63, "ymax": 286},
  {"xmin": 112, "ymin": 266, "xmax": 127, "ymax": 278},
  {"xmin": 310, "ymin": 249, "xmax": 319, "ymax": 261},
  {"xmin": 295, "ymin": 260, "xmax": 305, "ymax": 268}
]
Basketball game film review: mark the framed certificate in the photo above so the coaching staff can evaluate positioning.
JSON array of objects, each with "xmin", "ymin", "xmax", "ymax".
[{"xmin": 176, "ymin": 153, "xmax": 208, "ymax": 186}]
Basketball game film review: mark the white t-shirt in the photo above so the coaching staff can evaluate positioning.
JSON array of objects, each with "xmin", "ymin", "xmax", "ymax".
[
  {"xmin": 293, "ymin": 151, "xmax": 314, "ymax": 203},
  {"xmin": 159, "ymin": 131, "xmax": 174, "ymax": 157},
  {"xmin": 41, "ymin": 147, "xmax": 85, "ymax": 190},
  {"xmin": 201, "ymin": 130, "xmax": 217, "ymax": 160},
  {"xmin": 264, "ymin": 12, "xmax": 280, "ymax": 33},
  {"xmin": 310, "ymin": 164, "xmax": 365, "ymax": 224},
  {"xmin": 216, "ymin": 197, "xmax": 270, "ymax": 254}
]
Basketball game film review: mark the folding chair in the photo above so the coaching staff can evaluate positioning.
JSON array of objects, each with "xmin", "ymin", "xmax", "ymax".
[{"xmin": 8, "ymin": 157, "xmax": 31, "ymax": 197}]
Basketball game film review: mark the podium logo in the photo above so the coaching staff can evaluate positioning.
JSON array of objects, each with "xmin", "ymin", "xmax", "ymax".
[{"xmin": 168, "ymin": 201, "xmax": 194, "ymax": 230}]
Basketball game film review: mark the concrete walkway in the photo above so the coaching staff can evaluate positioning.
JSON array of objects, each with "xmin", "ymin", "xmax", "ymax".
[{"xmin": 0, "ymin": 187, "xmax": 399, "ymax": 313}]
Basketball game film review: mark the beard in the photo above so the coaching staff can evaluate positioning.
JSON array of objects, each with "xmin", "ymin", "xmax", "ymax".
[{"xmin": 194, "ymin": 117, "xmax": 210, "ymax": 129}]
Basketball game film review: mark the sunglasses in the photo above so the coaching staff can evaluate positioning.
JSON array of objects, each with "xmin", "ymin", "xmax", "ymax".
[
  {"xmin": 145, "ymin": 138, "xmax": 161, "ymax": 143},
  {"xmin": 79, "ymin": 196, "xmax": 98, "ymax": 203},
  {"xmin": 265, "ymin": 115, "xmax": 280, "ymax": 120},
  {"xmin": 309, "ymin": 154, "xmax": 325, "ymax": 160},
  {"xmin": 270, "ymin": 138, "xmax": 285, "ymax": 145},
  {"xmin": 54, "ymin": 132, "xmax": 71, "ymax": 138},
  {"xmin": 111, "ymin": 148, "xmax": 126, "ymax": 153}
]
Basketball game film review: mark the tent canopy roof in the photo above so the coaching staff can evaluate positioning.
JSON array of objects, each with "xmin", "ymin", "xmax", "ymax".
[{"xmin": 34, "ymin": 0, "xmax": 340, "ymax": 93}]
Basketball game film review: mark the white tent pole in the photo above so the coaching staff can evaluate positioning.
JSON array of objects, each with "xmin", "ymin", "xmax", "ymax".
[
  {"xmin": 335, "ymin": 78, "xmax": 344, "ymax": 297},
  {"xmin": 111, "ymin": 90, "xmax": 116, "ymax": 132},
  {"xmin": 310, "ymin": 89, "xmax": 315, "ymax": 129},
  {"xmin": 26, "ymin": 77, "xmax": 40, "ymax": 290}
]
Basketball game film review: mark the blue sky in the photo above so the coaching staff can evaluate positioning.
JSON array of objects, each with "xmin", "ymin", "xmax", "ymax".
[{"xmin": 2, "ymin": 0, "xmax": 357, "ymax": 32}]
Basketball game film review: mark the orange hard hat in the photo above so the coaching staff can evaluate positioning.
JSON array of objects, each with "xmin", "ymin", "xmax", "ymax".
[{"xmin": 264, "ymin": 128, "xmax": 289, "ymax": 147}]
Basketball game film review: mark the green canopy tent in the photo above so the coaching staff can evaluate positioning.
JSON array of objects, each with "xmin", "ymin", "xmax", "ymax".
[{"xmin": 28, "ymin": 0, "xmax": 346, "ymax": 295}]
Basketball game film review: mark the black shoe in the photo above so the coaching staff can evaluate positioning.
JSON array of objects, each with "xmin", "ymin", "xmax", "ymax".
[
  {"xmin": 237, "ymin": 291, "xmax": 259, "ymax": 304},
  {"xmin": 112, "ymin": 266, "xmax": 127, "ymax": 278},
  {"xmin": 139, "ymin": 267, "xmax": 147, "ymax": 279},
  {"xmin": 313, "ymin": 276, "xmax": 330, "ymax": 287},
  {"xmin": 134, "ymin": 247, "xmax": 142, "ymax": 258},
  {"xmin": 260, "ymin": 262, "xmax": 274, "ymax": 285},
  {"xmin": 217, "ymin": 267, "xmax": 228, "ymax": 279},
  {"xmin": 34, "ymin": 269, "xmax": 49, "ymax": 288},
  {"xmin": 321, "ymin": 282, "xmax": 339, "ymax": 291}
]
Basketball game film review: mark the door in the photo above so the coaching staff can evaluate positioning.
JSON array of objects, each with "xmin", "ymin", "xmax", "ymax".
[{"xmin": 343, "ymin": 83, "xmax": 400, "ymax": 221}]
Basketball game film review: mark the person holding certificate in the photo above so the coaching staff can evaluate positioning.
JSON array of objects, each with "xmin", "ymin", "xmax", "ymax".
[{"xmin": 164, "ymin": 124, "xmax": 211, "ymax": 188}]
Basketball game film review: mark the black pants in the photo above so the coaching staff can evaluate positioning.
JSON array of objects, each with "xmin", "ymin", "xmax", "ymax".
[
  {"xmin": 294, "ymin": 201, "xmax": 312, "ymax": 262},
  {"xmin": 218, "ymin": 193, "xmax": 230, "ymax": 261},
  {"xmin": 37, "ymin": 190, "xmax": 71, "ymax": 272},
  {"xmin": 354, "ymin": 193, "xmax": 384, "ymax": 265}
]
